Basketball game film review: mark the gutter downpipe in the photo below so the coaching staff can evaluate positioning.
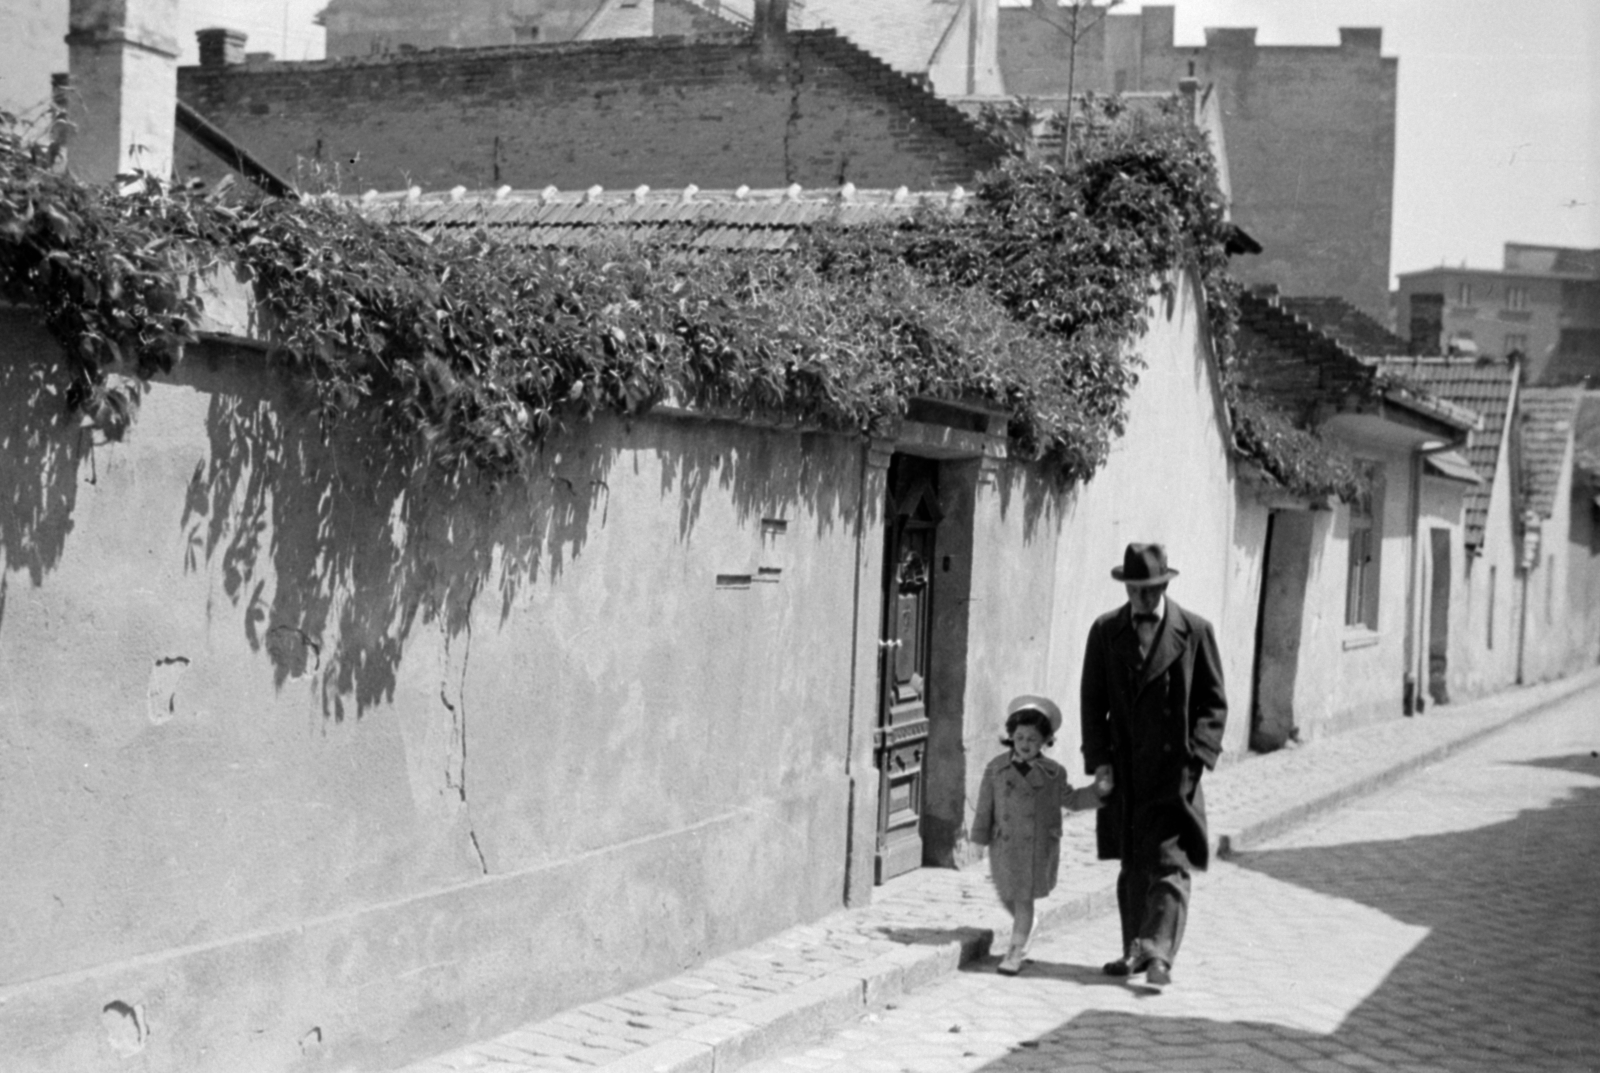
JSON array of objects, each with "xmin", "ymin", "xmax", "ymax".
[
  {"xmin": 1403, "ymin": 446, "xmax": 1425, "ymax": 715},
  {"xmin": 1515, "ymin": 510, "xmax": 1540, "ymax": 686}
]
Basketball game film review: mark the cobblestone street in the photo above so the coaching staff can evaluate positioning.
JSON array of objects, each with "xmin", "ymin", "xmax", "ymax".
[{"xmin": 741, "ymin": 692, "xmax": 1600, "ymax": 1073}]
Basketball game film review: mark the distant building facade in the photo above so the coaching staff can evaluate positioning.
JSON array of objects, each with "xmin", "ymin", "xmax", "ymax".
[
  {"xmin": 997, "ymin": 3, "xmax": 1397, "ymax": 320},
  {"xmin": 319, "ymin": 0, "xmax": 1004, "ymax": 97},
  {"xmin": 1395, "ymin": 244, "xmax": 1600, "ymax": 386}
]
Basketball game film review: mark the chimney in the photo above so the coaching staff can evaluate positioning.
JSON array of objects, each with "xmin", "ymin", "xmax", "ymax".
[
  {"xmin": 753, "ymin": 0, "xmax": 789, "ymax": 58},
  {"xmin": 197, "ymin": 27, "xmax": 249, "ymax": 68},
  {"xmin": 66, "ymin": 0, "xmax": 181, "ymax": 183},
  {"xmin": 1408, "ymin": 293, "xmax": 1444, "ymax": 356}
]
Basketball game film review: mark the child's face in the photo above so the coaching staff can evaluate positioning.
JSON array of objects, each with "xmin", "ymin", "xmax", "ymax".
[{"xmin": 1011, "ymin": 723, "xmax": 1047, "ymax": 762}]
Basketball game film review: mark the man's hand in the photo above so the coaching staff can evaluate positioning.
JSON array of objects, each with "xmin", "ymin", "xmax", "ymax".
[{"xmin": 1093, "ymin": 764, "xmax": 1115, "ymax": 795}]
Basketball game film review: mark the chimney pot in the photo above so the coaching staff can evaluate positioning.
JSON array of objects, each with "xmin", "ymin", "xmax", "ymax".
[
  {"xmin": 752, "ymin": 0, "xmax": 789, "ymax": 58},
  {"xmin": 197, "ymin": 27, "xmax": 249, "ymax": 68},
  {"xmin": 1408, "ymin": 293, "xmax": 1445, "ymax": 357}
]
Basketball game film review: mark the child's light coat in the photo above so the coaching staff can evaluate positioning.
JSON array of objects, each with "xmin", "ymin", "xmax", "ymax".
[{"xmin": 970, "ymin": 753, "xmax": 1099, "ymax": 900}]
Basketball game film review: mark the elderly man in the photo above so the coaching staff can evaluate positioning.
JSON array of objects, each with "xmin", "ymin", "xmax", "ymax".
[{"xmin": 1080, "ymin": 543, "xmax": 1228, "ymax": 988}]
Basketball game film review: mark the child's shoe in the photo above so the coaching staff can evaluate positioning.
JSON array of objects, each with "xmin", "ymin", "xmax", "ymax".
[{"xmin": 996, "ymin": 945, "xmax": 1026, "ymax": 976}]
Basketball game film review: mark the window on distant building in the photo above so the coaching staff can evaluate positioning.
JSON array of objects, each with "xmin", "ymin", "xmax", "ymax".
[
  {"xmin": 1505, "ymin": 333, "xmax": 1527, "ymax": 355},
  {"xmin": 1345, "ymin": 462, "xmax": 1383, "ymax": 630},
  {"xmin": 1506, "ymin": 285, "xmax": 1528, "ymax": 311},
  {"xmin": 1457, "ymin": 282, "xmax": 1473, "ymax": 306},
  {"xmin": 513, "ymin": 23, "xmax": 539, "ymax": 41}
]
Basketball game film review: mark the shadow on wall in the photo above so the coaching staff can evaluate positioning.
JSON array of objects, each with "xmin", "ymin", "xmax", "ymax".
[
  {"xmin": 961, "ymin": 753, "xmax": 1600, "ymax": 1070},
  {"xmin": 0, "ymin": 318, "xmax": 89, "ymax": 617},
  {"xmin": 173, "ymin": 347, "xmax": 864, "ymax": 722}
]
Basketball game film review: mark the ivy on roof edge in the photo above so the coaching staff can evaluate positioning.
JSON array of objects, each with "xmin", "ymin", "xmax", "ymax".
[{"xmin": 2, "ymin": 101, "xmax": 1346, "ymax": 493}]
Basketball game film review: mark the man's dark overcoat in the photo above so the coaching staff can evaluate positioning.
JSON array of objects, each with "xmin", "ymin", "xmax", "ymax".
[{"xmin": 1080, "ymin": 599, "xmax": 1228, "ymax": 871}]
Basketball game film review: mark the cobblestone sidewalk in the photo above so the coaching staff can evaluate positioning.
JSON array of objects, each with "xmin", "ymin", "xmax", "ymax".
[{"xmin": 391, "ymin": 669, "xmax": 1600, "ymax": 1073}]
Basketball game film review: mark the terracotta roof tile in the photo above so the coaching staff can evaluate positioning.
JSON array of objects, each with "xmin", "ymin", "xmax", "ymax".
[
  {"xmin": 1576, "ymin": 393, "xmax": 1600, "ymax": 480},
  {"xmin": 362, "ymin": 184, "xmax": 965, "ymax": 249},
  {"xmin": 1518, "ymin": 387, "xmax": 1584, "ymax": 519},
  {"xmin": 1377, "ymin": 357, "xmax": 1518, "ymax": 546}
]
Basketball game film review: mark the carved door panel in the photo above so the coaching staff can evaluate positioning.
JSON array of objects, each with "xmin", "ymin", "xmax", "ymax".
[{"xmin": 875, "ymin": 456, "xmax": 940, "ymax": 884}]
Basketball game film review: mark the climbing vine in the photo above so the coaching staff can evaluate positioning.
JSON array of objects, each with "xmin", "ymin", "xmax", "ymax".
[{"xmin": 1, "ymin": 100, "xmax": 1350, "ymax": 493}]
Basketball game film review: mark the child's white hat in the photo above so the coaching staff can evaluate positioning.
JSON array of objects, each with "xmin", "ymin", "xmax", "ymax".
[{"xmin": 1006, "ymin": 694, "xmax": 1062, "ymax": 735}]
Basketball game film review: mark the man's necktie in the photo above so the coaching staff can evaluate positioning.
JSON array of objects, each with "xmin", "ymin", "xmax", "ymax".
[{"xmin": 1134, "ymin": 613, "xmax": 1159, "ymax": 658}]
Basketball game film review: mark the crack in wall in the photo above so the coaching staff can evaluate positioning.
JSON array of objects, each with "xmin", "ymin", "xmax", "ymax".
[{"xmin": 441, "ymin": 615, "xmax": 488, "ymax": 875}]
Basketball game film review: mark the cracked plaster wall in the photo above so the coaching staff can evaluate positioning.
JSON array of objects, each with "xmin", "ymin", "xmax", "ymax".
[{"xmin": 0, "ymin": 310, "xmax": 860, "ymax": 1071}]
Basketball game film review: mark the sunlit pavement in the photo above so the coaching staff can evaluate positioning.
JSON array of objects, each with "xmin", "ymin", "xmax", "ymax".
[{"xmin": 741, "ymin": 693, "xmax": 1600, "ymax": 1073}]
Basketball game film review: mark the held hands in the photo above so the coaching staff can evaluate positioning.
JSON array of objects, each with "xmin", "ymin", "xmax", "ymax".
[{"xmin": 1092, "ymin": 764, "xmax": 1115, "ymax": 796}]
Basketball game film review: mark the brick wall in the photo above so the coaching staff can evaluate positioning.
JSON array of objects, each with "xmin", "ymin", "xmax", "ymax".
[
  {"xmin": 999, "ymin": 5, "xmax": 1396, "ymax": 319},
  {"xmin": 175, "ymin": 30, "xmax": 1002, "ymax": 194}
]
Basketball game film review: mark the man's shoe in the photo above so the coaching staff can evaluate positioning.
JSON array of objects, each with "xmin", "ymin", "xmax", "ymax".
[
  {"xmin": 1145, "ymin": 959, "xmax": 1172, "ymax": 986},
  {"xmin": 1102, "ymin": 947, "xmax": 1151, "ymax": 977}
]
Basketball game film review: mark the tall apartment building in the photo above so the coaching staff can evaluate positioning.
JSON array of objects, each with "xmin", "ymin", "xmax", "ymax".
[
  {"xmin": 997, "ymin": 3, "xmax": 1397, "ymax": 320},
  {"xmin": 1395, "ymin": 245, "xmax": 1600, "ymax": 386}
]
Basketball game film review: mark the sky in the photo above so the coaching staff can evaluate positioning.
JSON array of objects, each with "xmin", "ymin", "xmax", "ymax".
[{"xmin": 4, "ymin": 1, "xmax": 1595, "ymax": 283}]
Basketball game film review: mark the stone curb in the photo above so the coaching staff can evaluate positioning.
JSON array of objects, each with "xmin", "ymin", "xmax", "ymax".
[
  {"xmin": 584, "ymin": 673, "xmax": 1598, "ymax": 1073},
  {"xmin": 589, "ymin": 935, "xmax": 992, "ymax": 1073}
]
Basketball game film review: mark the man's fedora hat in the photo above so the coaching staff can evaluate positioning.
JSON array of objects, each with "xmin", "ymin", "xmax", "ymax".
[
  {"xmin": 1111, "ymin": 542, "xmax": 1180, "ymax": 587},
  {"xmin": 1005, "ymin": 694, "xmax": 1062, "ymax": 736}
]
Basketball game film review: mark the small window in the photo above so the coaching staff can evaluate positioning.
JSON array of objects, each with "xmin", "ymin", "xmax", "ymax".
[
  {"xmin": 1505, "ymin": 333, "xmax": 1527, "ymax": 355},
  {"xmin": 1457, "ymin": 282, "xmax": 1473, "ymax": 306},
  {"xmin": 512, "ymin": 19, "xmax": 540, "ymax": 41},
  {"xmin": 1506, "ymin": 285, "xmax": 1528, "ymax": 311}
]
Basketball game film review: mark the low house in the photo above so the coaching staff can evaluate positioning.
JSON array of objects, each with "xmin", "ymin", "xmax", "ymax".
[
  {"xmin": 1377, "ymin": 355, "xmax": 1523, "ymax": 700},
  {"xmin": 1235, "ymin": 291, "xmax": 1480, "ymax": 743},
  {"xmin": 1515, "ymin": 387, "xmax": 1600, "ymax": 680}
]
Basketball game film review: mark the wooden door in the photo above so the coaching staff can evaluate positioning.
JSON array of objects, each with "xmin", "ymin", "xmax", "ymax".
[{"xmin": 875, "ymin": 456, "xmax": 940, "ymax": 884}]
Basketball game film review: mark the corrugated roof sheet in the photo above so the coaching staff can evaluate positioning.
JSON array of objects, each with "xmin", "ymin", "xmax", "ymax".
[
  {"xmin": 1518, "ymin": 387, "xmax": 1584, "ymax": 519},
  {"xmin": 1378, "ymin": 357, "xmax": 1518, "ymax": 547},
  {"xmin": 360, "ymin": 184, "xmax": 968, "ymax": 249}
]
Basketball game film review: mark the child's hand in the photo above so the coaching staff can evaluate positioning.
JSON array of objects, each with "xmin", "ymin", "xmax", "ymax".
[{"xmin": 1093, "ymin": 765, "xmax": 1115, "ymax": 795}]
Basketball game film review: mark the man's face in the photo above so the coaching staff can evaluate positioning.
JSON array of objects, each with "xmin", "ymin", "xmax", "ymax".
[{"xmin": 1126, "ymin": 582, "xmax": 1168, "ymax": 616}]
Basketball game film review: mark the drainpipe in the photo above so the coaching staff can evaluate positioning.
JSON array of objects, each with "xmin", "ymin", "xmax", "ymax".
[
  {"xmin": 1515, "ymin": 510, "xmax": 1541, "ymax": 685},
  {"xmin": 1402, "ymin": 446, "xmax": 1425, "ymax": 715}
]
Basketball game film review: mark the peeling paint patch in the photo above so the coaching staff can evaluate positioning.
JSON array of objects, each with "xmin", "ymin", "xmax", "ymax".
[
  {"xmin": 101, "ymin": 1000, "xmax": 147, "ymax": 1056},
  {"xmin": 146, "ymin": 657, "xmax": 191, "ymax": 725}
]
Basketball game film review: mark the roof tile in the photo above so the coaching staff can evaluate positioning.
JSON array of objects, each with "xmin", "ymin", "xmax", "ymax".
[
  {"xmin": 1377, "ymin": 357, "xmax": 1518, "ymax": 546},
  {"xmin": 1518, "ymin": 387, "xmax": 1584, "ymax": 519}
]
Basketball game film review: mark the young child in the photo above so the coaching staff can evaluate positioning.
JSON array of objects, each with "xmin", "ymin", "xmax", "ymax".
[{"xmin": 970, "ymin": 694, "xmax": 1112, "ymax": 975}]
